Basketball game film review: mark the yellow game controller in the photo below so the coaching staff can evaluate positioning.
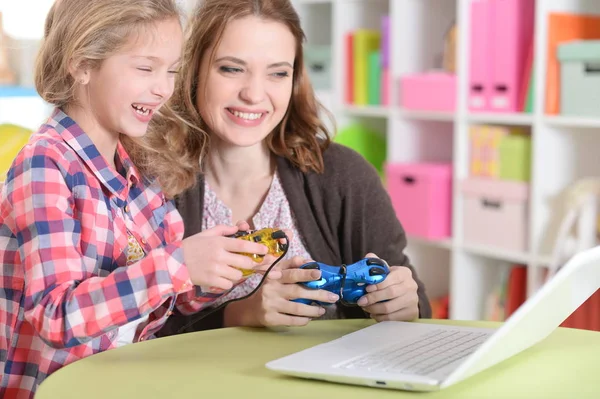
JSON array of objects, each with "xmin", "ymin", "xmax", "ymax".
[{"xmin": 229, "ymin": 228, "xmax": 288, "ymax": 277}]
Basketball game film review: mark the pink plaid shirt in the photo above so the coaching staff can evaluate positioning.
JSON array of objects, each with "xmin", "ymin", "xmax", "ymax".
[{"xmin": 0, "ymin": 109, "xmax": 216, "ymax": 398}]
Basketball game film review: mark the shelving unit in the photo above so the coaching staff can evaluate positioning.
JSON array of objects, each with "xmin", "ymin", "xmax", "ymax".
[{"xmin": 292, "ymin": 0, "xmax": 600, "ymax": 320}]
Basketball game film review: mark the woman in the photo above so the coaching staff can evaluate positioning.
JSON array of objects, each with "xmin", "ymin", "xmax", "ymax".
[{"xmin": 156, "ymin": 0, "xmax": 432, "ymax": 335}]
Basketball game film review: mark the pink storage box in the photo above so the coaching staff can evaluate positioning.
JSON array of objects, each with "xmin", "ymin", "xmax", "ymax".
[
  {"xmin": 385, "ymin": 162, "xmax": 453, "ymax": 239},
  {"xmin": 461, "ymin": 178, "xmax": 529, "ymax": 252},
  {"xmin": 400, "ymin": 72, "xmax": 457, "ymax": 112}
]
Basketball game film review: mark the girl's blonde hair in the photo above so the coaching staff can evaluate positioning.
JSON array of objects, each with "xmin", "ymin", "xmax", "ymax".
[
  {"xmin": 34, "ymin": 0, "xmax": 192, "ymax": 197},
  {"xmin": 35, "ymin": 0, "xmax": 181, "ymax": 108},
  {"xmin": 146, "ymin": 0, "xmax": 333, "ymax": 197}
]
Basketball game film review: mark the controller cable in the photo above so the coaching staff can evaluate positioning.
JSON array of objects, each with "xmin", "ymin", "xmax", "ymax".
[
  {"xmin": 337, "ymin": 264, "xmax": 359, "ymax": 307},
  {"xmin": 176, "ymin": 236, "xmax": 290, "ymax": 334}
]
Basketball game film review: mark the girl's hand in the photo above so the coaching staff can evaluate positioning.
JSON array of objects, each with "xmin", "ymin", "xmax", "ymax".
[{"xmin": 182, "ymin": 224, "xmax": 268, "ymax": 292}]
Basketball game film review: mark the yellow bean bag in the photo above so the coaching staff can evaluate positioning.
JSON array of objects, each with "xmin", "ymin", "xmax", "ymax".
[{"xmin": 0, "ymin": 123, "xmax": 32, "ymax": 183}]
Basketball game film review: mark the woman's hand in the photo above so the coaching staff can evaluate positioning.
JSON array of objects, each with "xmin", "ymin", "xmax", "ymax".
[
  {"xmin": 182, "ymin": 224, "xmax": 268, "ymax": 292},
  {"xmin": 223, "ymin": 256, "xmax": 340, "ymax": 327},
  {"xmin": 356, "ymin": 253, "xmax": 420, "ymax": 322}
]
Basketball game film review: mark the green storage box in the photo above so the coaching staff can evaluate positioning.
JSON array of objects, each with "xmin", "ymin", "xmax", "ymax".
[
  {"xmin": 498, "ymin": 134, "xmax": 531, "ymax": 182},
  {"xmin": 558, "ymin": 40, "xmax": 600, "ymax": 117},
  {"xmin": 333, "ymin": 123, "xmax": 386, "ymax": 178},
  {"xmin": 304, "ymin": 45, "xmax": 332, "ymax": 91}
]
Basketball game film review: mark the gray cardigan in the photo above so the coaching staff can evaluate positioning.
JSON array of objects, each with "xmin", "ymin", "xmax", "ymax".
[{"xmin": 158, "ymin": 143, "xmax": 431, "ymax": 336}]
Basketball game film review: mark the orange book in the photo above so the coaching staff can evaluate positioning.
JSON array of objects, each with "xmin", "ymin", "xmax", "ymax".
[
  {"xmin": 571, "ymin": 300, "xmax": 590, "ymax": 330},
  {"xmin": 561, "ymin": 314, "xmax": 574, "ymax": 328},
  {"xmin": 545, "ymin": 13, "xmax": 600, "ymax": 115},
  {"xmin": 560, "ymin": 289, "xmax": 600, "ymax": 330},
  {"xmin": 345, "ymin": 32, "xmax": 354, "ymax": 104},
  {"xmin": 430, "ymin": 295, "xmax": 449, "ymax": 319},
  {"xmin": 588, "ymin": 289, "xmax": 600, "ymax": 331},
  {"xmin": 504, "ymin": 265, "xmax": 527, "ymax": 318}
]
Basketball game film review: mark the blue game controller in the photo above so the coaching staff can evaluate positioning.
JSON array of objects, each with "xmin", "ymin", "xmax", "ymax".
[{"xmin": 291, "ymin": 257, "xmax": 390, "ymax": 306}]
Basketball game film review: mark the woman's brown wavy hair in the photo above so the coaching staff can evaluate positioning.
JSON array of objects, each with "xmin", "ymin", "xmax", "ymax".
[{"xmin": 144, "ymin": 0, "xmax": 333, "ymax": 197}]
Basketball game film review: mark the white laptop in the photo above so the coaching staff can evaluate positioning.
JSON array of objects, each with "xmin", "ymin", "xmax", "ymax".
[{"xmin": 266, "ymin": 245, "xmax": 600, "ymax": 391}]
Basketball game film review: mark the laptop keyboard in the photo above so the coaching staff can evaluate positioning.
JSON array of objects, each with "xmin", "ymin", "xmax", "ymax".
[{"xmin": 336, "ymin": 329, "xmax": 490, "ymax": 376}]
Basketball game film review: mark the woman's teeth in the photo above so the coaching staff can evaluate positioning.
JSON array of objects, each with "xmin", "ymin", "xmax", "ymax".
[
  {"xmin": 230, "ymin": 109, "xmax": 263, "ymax": 120},
  {"xmin": 132, "ymin": 104, "xmax": 151, "ymax": 116}
]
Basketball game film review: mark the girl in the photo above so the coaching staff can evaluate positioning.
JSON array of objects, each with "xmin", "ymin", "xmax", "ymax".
[
  {"xmin": 0, "ymin": 1, "xmax": 270, "ymax": 397},
  {"xmin": 157, "ymin": 0, "xmax": 432, "ymax": 336}
]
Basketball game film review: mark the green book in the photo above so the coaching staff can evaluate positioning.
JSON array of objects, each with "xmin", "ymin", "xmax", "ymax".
[
  {"xmin": 367, "ymin": 50, "xmax": 381, "ymax": 105},
  {"xmin": 524, "ymin": 62, "xmax": 535, "ymax": 113}
]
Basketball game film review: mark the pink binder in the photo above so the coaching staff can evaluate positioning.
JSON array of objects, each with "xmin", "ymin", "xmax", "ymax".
[
  {"xmin": 381, "ymin": 15, "xmax": 390, "ymax": 69},
  {"xmin": 489, "ymin": 0, "xmax": 535, "ymax": 113},
  {"xmin": 468, "ymin": 0, "xmax": 493, "ymax": 112},
  {"xmin": 381, "ymin": 15, "xmax": 390, "ymax": 106},
  {"xmin": 381, "ymin": 69, "xmax": 390, "ymax": 106}
]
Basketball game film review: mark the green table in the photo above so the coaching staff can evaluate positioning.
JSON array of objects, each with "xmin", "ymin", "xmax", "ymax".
[{"xmin": 36, "ymin": 319, "xmax": 600, "ymax": 398}]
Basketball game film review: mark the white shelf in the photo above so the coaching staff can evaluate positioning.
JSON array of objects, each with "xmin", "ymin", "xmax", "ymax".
[
  {"xmin": 399, "ymin": 109, "xmax": 455, "ymax": 122},
  {"xmin": 544, "ymin": 115, "xmax": 600, "ymax": 129},
  {"xmin": 461, "ymin": 243, "xmax": 531, "ymax": 265},
  {"xmin": 467, "ymin": 112, "xmax": 534, "ymax": 126},
  {"xmin": 341, "ymin": 105, "xmax": 390, "ymax": 118},
  {"xmin": 341, "ymin": 106, "xmax": 456, "ymax": 122},
  {"xmin": 533, "ymin": 254, "xmax": 554, "ymax": 267},
  {"xmin": 407, "ymin": 237, "xmax": 554, "ymax": 266},
  {"xmin": 293, "ymin": 0, "xmax": 600, "ymax": 321}
]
